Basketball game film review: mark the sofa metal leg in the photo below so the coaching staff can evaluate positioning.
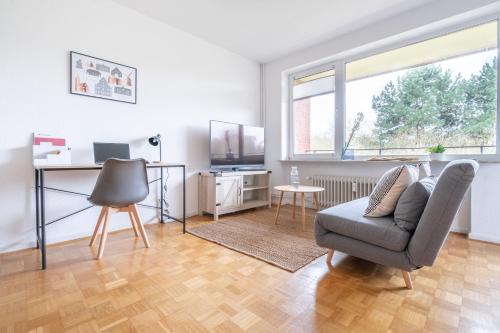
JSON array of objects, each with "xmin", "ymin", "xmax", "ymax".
[
  {"xmin": 402, "ymin": 271, "xmax": 413, "ymax": 289},
  {"xmin": 326, "ymin": 249, "xmax": 334, "ymax": 269}
]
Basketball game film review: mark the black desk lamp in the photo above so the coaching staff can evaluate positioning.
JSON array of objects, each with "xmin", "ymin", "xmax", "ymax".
[{"xmin": 148, "ymin": 134, "xmax": 161, "ymax": 161}]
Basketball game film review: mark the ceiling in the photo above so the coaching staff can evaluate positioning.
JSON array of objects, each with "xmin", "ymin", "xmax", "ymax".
[{"xmin": 113, "ymin": 0, "xmax": 435, "ymax": 63}]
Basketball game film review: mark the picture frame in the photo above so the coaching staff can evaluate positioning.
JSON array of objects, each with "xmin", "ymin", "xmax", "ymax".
[{"xmin": 70, "ymin": 51, "xmax": 137, "ymax": 104}]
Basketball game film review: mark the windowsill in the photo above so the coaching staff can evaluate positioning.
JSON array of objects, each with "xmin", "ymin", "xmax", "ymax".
[{"xmin": 279, "ymin": 156, "xmax": 500, "ymax": 163}]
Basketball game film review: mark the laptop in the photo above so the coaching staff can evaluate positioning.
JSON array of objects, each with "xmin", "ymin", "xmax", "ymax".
[{"xmin": 93, "ymin": 142, "xmax": 131, "ymax": 164}]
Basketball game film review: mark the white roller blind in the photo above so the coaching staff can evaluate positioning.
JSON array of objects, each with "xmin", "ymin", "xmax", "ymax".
[
  {"xmin": 347, "ymin": 21, "xmax": 497, "ymax": 82},
  {"xmin": 293, "ymin": 69, "xmax": 335, "ymax": 100}
]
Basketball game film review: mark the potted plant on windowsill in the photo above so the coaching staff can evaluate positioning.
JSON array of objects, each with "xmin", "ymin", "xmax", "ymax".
[{"xmin": 427, "ymin": 144, "xmax": 446, "ymax": 161}]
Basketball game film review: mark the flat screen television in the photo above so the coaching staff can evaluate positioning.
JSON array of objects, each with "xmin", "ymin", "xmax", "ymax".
[{"xmin": 210, "ymin": 120, "xmax": 265, "ymax": 169}]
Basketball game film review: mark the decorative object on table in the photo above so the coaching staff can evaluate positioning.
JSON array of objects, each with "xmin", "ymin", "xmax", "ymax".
[
  {"xmin": 32, "ymin": 133, "xmax": 71, "ymax": 166},
  {"xmin": 427, "ymin": 144, "xmax": 446, "ymax": 161},
  {"xmin": 274, "ymin": 185, "xmax": 324, "ymax": 231},
  {"xmin": 147, "ymin": 134, "xmax": 169, "ymax": 218},
  {"xmin": 290, "ymin": 166, "xmax": 300, "ymax": 188},
  {"xmin": 341, "ymin": 112, "xmax": 364, "ymax": 160},
  {"xmin": 364, "ymin": 164, "xmax": 418, "ymax": 217},
  {"xmin": 70, "ymin": 51, "xmax": 137, "ymax": 104}
]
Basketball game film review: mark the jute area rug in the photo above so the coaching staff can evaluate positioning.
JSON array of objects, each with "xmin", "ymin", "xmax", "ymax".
[{"xmin": 188, "ymin": 209, "xmax": 327, "ymax": 272}]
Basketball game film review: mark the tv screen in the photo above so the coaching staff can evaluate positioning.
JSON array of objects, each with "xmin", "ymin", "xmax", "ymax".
[{"xmin": 210, "ymin": 120, "xmax": 264, "ymax": 167}]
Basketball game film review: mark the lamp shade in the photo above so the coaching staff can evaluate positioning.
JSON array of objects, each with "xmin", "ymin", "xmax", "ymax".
[{"xmin": 148, "ymin": 134, "xmax": 161, "ymax": 146}]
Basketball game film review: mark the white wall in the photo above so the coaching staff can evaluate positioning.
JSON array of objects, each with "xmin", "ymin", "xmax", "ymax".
[
  {"xmin": 264, "ymin": 0, "xmax": 500, "ymax": 236},
  {"xmin": 0, "ymin": 0, "xmax": 260, "ymax": 252}
]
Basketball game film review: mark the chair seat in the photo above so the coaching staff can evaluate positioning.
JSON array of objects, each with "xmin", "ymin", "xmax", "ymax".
[
  {"xmin": 87, "ymin": 197, "xmax": 133, "ymax": 208},
  {"xmin": 315, "ymin": 197, "xmax": 411, "ymax": 251}
]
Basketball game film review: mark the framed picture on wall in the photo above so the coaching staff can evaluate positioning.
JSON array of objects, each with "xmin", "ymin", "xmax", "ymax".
[{"xmin": 70, "ymin": 51, "xmax": 137, "ymax": 104}]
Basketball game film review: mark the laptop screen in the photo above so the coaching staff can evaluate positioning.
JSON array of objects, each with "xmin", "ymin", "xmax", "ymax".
[{"xmin": 93, "ymin": 142, "xmax": 130, "ymax": 164}]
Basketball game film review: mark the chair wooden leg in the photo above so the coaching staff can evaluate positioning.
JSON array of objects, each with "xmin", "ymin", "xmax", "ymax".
[
  {"xmin": 97, "ymin": 207, "xmax": 112, "ymax": 259},
  {"xmin": 90, "ymin": 207, "xmax": 106, "ymax": 246},
  {"xmin": 274, "ymin": 191, "xmax": 284, "ymax": 225},
  {"xmin": 131, "ymin": 204, "xmax": 151, "ymax": 248},
  {"xmin": 402, "ymin": 271, "xmax": 413, "ymax": 289},
  {"xmin": 326, "ymin": 249, "xmax": 334, "ymax": 268},
  {"xmin": 128, "ymin": 211, "xmax": 139, "ymax": 237},
  {"xmin": 292, "ymin": 192, "xmax": 296, "ymax": 219}
]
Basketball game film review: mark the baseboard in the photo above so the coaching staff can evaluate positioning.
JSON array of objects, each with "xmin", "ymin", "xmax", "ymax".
[
  {"xmin": 468, "ymin": 233, "xmax": 500, "ymax": 244},
  {"xmin": 450, "ymin": 226, "xmax": 469, "ymax": 234},
  {"xmin": 0, "ymin": 212, "xmax": 200, "ymax": 255},
  {"xmin": 0, "ymin": 241, "xmax": 35, "ymax": 254}
]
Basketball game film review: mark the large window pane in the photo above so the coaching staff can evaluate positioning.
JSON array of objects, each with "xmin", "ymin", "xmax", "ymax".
[
  {"xmin": 346, "ymin": 21, "xmax": 497, "ymax": 156},
  {"xmin": 292, "ymin": 68, "xmax": 335, "ymax": 155}
]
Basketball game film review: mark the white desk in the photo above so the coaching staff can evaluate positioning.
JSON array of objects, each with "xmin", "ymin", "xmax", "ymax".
[{"xmin": 34, "ymin": 162, "xmax": 186, "ymax": 269}]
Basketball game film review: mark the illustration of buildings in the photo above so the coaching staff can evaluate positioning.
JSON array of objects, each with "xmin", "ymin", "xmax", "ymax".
[
  {"xmin": 76, "ymin": 59, "xmax": 82, "ymax": 69},
  {"xmin": 95, "ymin": 77, "xmax": 111, "ymax": 97},
  {"xmin": 111, "ymin": 67, "xmax": 122, "ymax": 77},
  {"xmin": 108, "ymin": 67, "xmax": 123, "ymax": 85},
  {"xmin": 108, "ymin": 76, "xmax": 121, "ymax": 85},
  {"xmin": 114, "ymin": 86, "xmax": 132, "ymax": 96},
  {"xmin": 86, "ymin": 69, "xmax": 101, "ymax": 77},
  {"xmin": 126, "ymin": 72, "xmax": 133, "ymax": 86},
  {"xmin": 96, "ymin": 63, "xmax": 110, "ymax": 72},
  {"xmin": 74, "ymin": 75, "xmax": 88, "ymax": 93}
]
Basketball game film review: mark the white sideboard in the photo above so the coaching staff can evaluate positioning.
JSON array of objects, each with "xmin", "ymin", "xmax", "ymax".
[{"xmin": 198, "ymin": 170, "xmax": 272, "ymax": 221}]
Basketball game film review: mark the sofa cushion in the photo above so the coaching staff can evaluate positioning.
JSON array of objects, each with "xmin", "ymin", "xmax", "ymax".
[
  {"xmin": 394, "ymin": 176, "xmax": 436, "ymax": 232},
  {"xmin": 364, "ymin": 165, "xmax": 418, "ymax": 217},
  {"xmin": 316, "ymin": 197, "xmax": 411, "ymax": 251}
]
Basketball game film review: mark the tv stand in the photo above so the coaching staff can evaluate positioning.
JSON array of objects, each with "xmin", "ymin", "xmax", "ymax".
[{"xmin": 198, "ymin": 170, "xmax": 272, "ymax": 221}]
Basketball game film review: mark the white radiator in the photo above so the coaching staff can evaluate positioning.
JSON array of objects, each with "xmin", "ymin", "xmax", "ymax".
[{"xmin": 311, "ymin": 175, "xmax": 378, "ymax": 207}]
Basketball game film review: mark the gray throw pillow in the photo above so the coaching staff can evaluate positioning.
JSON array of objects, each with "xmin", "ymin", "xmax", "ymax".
[{"xmin": 394, "ymin": 177, "xmax": 436, "ymax": 232}]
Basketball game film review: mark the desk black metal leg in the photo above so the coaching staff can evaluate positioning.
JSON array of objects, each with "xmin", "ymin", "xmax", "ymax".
[
  {"xmin": 35, "ymin": 170, "xmax": 40, "ymax": 249},
  {"xmin": 160, "ymin": 167, "xmax": 164, "ymax": 223},
  {"xmin": 40, "ymin": 170, "xmax": 47, "ymax": 269},
  {"xmin": 183, "ymin": 165, "xmax": 186, "ymax": 234}
]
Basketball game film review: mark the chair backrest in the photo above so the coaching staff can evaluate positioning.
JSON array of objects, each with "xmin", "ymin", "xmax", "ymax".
[
  {"xmin": 407, "ymin": 159, "xmax": 478, "ymax": 267},
  {"xmin": 89, "ymin": 158, "xmax": 149, "ymax": 207}
]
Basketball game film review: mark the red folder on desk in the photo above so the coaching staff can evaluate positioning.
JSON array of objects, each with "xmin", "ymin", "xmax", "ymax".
[{"xmin": 33, "ymin": 134, "xmax": 66, "ymax": 146}]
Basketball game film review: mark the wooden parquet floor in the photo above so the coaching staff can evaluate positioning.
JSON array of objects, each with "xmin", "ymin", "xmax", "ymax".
[{"xmin": 1, "ymin": 206, "xmax": 500, "ymax": 332}]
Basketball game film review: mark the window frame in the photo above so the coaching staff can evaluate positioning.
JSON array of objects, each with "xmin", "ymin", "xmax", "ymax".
[
  {"xmin": 286, "ymin": 14, "xmax": 500, "ymax": 161},
  {"xmin": 288, "ymin": 62, "xmax": 337, "ymax": 159}
]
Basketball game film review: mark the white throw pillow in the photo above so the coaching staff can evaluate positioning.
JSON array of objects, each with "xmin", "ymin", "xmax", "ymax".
[{"xmin": 364, "ymin": 165, "xmax": 418, "ymax": 217}]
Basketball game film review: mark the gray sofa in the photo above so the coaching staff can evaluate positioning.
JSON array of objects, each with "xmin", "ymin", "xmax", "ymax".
[{"xmin": 315, "ymin": 159, "xmax": 478, "ymax": 289}]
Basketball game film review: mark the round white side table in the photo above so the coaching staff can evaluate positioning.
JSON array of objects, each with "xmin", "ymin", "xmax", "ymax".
[{"xmin": 274, "ymin": 185, "xmax": 324, "ymax": 230}]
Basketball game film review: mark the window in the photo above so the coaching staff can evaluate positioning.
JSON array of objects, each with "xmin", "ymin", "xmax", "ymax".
[
  {"xmin": 291, "ymin": 66, "xmax": 335, "ymax": 156},
  {"xmin": 287, "ymin": 19, "xmax": 500, "ymax": 159},
  {"xmin": 346, "ymin": 21, "xmax": 498, "ymax": 156}
]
